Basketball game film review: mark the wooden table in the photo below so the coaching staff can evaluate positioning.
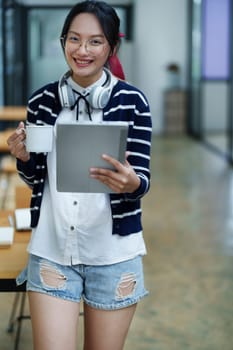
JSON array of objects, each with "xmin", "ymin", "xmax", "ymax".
[
  {"xmin": 0, "ymin": 210, "xmax": 31, "ymax": 291},
  {"xmin": 0, "ymin": 106, "xmax": 27, "ymax": 121},
  {"xmin": 0, "ymin": 210, "xmax": 31, "ymax": 350},
  {"xmin": 0, "ymin": 190, "xmax": 31, "ymax": 350}
]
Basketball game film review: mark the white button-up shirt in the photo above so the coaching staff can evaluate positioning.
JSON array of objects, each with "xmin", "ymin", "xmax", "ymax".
[{"xmin": 28, "ymin": 72, "xmax": 146, "ymax": 265}]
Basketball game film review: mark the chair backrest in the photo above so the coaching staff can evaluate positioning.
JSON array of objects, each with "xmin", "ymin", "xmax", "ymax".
[
  {"xmin": 15, "ymin": 186, "xmax": 31, "ymax": 208},
  {"xmin": 0, "ymin": 155, "xmax": 17, "ymax": 174}
]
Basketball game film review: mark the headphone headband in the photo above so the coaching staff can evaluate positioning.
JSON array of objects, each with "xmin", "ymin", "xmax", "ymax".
[{"xmin": 58, "ymin": 68, "xmax": 117, "ymax": 110}]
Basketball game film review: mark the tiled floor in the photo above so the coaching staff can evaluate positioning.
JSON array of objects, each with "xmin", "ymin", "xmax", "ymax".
[{"xmin": 0, "ymin": 135, "xmax": 233, "ymax": 349}]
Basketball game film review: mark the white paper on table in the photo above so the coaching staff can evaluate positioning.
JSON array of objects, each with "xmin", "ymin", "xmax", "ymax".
[{"xmin": 0, "ymin": 227, "xmax": 14, "ymax": 246}]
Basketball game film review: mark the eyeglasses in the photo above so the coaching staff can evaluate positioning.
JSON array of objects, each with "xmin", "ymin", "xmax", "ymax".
[{"xmin": 60, "ymin": 33, "xmax": 107, "ymax": 54}]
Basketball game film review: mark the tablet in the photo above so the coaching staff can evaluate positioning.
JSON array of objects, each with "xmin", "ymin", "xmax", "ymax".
[{"xmin": 56, "ymin": 121, "xmax": 128, "ymax": 193}]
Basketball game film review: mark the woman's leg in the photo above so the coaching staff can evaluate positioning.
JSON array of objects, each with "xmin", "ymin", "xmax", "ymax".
[
  {"xmin": 83, "ymin": 303, "xmax": 137, "ymax": 350},
  {"xmin": 28, "ymin": 291, "xmax": 80, "ymax": 350}
]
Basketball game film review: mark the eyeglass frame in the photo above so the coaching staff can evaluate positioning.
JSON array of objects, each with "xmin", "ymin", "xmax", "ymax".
[{"xmin": 60, "ymin": 33, "xmax": 108, "ymax": 54}]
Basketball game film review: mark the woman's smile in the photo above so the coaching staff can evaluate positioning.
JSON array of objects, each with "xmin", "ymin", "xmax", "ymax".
[{"xmin": 64, "ymin": 13, "xmax": 111, "ymax": 86}]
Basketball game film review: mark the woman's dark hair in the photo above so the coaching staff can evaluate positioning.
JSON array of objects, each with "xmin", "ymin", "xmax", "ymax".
[{"xmin": 60, "ymin": 1, "xmax": 120, "ymax": 54}]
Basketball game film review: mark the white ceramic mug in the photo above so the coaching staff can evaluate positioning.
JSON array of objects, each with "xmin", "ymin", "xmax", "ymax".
[{"xmin": 25, "ymin": 125, "xmax": 53, "ymax": 152}]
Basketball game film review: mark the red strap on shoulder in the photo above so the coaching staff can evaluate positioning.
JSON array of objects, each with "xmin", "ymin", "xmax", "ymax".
[{"xmin": 109, "ymin": 55, "xmax": 125, "ymax": 80}]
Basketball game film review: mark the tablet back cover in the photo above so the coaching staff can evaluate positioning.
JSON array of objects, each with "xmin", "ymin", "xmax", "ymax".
[{"xmin": 56, "ymin": 122, "xmax": 128, "ymax": 193}]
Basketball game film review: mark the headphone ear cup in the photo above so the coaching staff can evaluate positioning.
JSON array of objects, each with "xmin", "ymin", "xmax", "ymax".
[
  {"xmin": 66, "ymin": 85, "xmax": 76, "ymax": 107},
  {"xmin": 59, "ymin": 82, "xmax": 76, "ymax": 108},
  {"xmin": 89, "ymin": 86, "xmax": 111, "ymax": 109}
]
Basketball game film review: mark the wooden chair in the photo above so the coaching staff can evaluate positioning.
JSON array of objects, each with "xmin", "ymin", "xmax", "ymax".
[
  {"xmin": 0, "ymin": 156, "xmax": 17, "ymax": 209},
  {"xmin": 0, "ymin": 155, "xmax": 17, "ymax": 174}
]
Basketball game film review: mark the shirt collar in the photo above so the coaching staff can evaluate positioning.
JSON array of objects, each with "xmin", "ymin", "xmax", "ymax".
[{"xmin": 67, "ymin": 70, "xmax": 107, "ymax": 96}]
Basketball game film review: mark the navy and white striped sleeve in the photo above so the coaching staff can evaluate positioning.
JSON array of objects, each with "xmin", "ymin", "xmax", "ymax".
[
  {"xmin": 105, "ymin": 82, "xmax": 152, "ymax": 200},
  {"xmin": 125, "ymin": 87, "xmax": 152, "ymax": 200}
]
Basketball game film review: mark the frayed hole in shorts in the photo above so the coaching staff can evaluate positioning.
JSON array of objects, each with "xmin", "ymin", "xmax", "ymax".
[
  {"xmin": 116, "ymin": 272, "xmax": 137, "ymax": 300},
  {"xmin": 40, "ymin": 262, "xmax": 67, "ymax": 289}
]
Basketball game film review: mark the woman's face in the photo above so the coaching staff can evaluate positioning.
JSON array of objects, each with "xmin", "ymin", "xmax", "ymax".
[{"xmin": 64, "ymin": 13, "xmax": 111, "ymax": 87}]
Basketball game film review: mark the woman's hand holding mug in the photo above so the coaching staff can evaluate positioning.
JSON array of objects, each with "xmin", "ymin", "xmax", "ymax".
[{"xmin": 7, "ymin": 121, "xmax": 30, "ymax": 162}]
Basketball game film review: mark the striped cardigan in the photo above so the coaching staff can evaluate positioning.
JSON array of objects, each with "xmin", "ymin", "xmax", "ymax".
[{"xmin": 17, "ymin": 78, "xmax": 152, "ymax": 236}]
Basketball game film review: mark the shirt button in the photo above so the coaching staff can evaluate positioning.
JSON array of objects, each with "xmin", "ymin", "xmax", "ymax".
[
  {"xmin": 70, "ymin": 226, "xmax": 75, "ymax": 231},
  {"xmin": 73, "ymin": 201, "xmax": 78, "ymax": 205}
]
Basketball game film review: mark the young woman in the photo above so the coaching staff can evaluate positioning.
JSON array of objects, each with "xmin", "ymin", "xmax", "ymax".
[{"xmin": 7, "ymin": 1, "xmax": 152, "ymax": 349}]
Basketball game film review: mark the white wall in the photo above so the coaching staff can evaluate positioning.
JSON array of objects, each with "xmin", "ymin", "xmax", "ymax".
[{"xmin": 122, "ymin": 0, "xmax": 188, "ymax": 133}]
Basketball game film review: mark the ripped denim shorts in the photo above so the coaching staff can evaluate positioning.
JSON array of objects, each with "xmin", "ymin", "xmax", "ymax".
[{"xmin": 16, "ymin": 254, "xmax": 149, "ymax": 310}]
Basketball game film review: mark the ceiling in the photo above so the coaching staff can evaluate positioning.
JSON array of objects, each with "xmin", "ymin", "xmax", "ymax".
[{"xmin": 15, "ymin": 0, "xmax": 132, "ymax": 6}]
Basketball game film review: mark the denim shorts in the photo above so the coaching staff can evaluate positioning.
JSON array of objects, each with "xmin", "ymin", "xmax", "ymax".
[{"xmin": 16, "ymin": 254, "xmax": 149, "ymax": 310}]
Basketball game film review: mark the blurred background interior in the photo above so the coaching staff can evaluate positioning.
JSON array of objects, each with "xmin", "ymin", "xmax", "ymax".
[
  {"xmin": 0, "ymin": 0, "xmax": 233, "ymax": 350},
  {"xmin": 1, "ymin": 0, "xmax": 233, "ymax": 160}
]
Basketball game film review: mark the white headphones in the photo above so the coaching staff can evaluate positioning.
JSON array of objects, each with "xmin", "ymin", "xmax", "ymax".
[{"xmin": 58, "ymin": 68, "xmax": 117, "ymax": 110}]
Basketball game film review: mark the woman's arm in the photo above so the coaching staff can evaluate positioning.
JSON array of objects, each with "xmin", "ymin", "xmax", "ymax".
[{"xmin": 91, "ymin": 88, "xmax": 152, "ymax": 198}]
